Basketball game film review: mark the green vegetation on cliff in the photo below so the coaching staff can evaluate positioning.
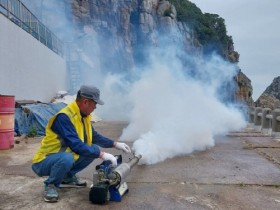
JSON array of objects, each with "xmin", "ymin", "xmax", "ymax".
[{"xmin": 168, "ymin": 0, "xmax": 233, "ymax": 56}]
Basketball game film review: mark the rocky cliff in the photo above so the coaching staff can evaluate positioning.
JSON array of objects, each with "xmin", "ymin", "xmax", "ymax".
[
  {"xmin": 255, "ymin": 76, "xmax": 280, "ymax": 109},
  {"xmin": 235, "ymin": 70, "xmax": 253, "ymax": 106},
  {"xmin": 22, "ymin": 0, "xmax": 253, "ymax": 105},
  {"xmin": 69, "ymin": 0, "xmax": 204, "ymax": 71}
]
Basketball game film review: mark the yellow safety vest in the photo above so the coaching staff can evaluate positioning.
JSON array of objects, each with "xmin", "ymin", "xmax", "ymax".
[{"xmin": 32, "ymin": 101, "xmax": 93, "ymax": 163}]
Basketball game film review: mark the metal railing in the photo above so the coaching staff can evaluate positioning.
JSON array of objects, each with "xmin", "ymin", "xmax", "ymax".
[{"xmin": 0, "ymin": 0, "xmax": 64, "ymax": 57}]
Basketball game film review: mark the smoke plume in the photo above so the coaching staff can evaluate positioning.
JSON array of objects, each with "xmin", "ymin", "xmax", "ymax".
[
  {"xmin": 22, "ymin": 0, "xmax": 246, "ymax": 165},
  {"xmin": 116, "ymin": 47, "xmax": 246, "ymax": 164}
]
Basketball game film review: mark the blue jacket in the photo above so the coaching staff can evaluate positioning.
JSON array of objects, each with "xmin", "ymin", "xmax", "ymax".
[{"xmin": 51, "ymin": 113, "xmax": 114, "ymax": 158}]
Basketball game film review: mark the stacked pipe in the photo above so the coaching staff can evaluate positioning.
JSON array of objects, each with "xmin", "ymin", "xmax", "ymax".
[
  {"xmin": 272, "ymin": 109, "xmax": 280, "ymax": 138},
  {"xmin": 249, "ymin": 107, "xmax": 280, "ymax": 138}
]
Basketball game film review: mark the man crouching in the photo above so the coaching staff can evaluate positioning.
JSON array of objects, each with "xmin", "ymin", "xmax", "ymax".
[{"xmin": 31, "ymin": 85, "xmax": 131, "ymax": 202}]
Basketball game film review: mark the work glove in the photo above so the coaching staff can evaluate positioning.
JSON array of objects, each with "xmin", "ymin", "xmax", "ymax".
[
  {"xmin": 114, "ymin": 142, "xmax": 131, "ymax": 153},
  {"xmin": 100, "ymin": 152, "xmax": 117, "ymax": 167}
]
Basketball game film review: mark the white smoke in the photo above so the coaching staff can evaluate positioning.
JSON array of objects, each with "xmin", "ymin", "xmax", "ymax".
[
  {"xmin": 23, "ymin": 0, "xmax": 246, "ymax": 165},
  {"xmin": 94, "ymin": 73, "xmax": 132, "ymax": 121},
  {"xmin": 94, "ymin": 45, "xmax": 246, "ymax": 165},
  {"xmin": 116, "ymin": 48, "xmax": 246, "ymax": 165}
]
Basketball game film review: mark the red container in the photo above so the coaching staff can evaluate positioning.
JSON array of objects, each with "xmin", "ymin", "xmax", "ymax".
[
  {"xmin": 0, "ymin": 95, "xmax": 15, "ymax": 150},
  {"xmin": 0, "ymin": 131, "xmax": 14, "ymax": 150}
]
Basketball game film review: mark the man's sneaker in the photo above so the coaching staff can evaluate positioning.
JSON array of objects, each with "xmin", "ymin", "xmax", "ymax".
[
  {"xmin": 44, "ymin": 184, "xmax": 59, "ymax": 202},
  {"xmin": 60, "ymin": 175, "xmax": 87, "ymax": 188}
]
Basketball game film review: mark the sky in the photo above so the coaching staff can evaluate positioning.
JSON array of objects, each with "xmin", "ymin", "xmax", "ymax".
[{"xmin": 190, "ymin": 0, "xmax": 280, "ymax": 101}]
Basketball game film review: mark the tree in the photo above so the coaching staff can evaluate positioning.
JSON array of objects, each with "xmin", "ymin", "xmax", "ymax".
[{"xmin": 168, "ymin": 0, "xmax": 232, "ymax": 56}]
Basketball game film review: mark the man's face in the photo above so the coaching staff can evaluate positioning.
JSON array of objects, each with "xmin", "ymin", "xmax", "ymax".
[{"xmin": 81, "ymin": 98, "xmax": 97, "ymax": 116}]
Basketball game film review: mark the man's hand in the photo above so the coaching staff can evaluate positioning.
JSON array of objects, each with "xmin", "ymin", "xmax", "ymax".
[
  {"xmin": 115, "ymin": 142, "xmax": 131, "ymax": 153},
  {"xmin": 100, "ymin": 152, "xmax": 117, "ymax": 167}
]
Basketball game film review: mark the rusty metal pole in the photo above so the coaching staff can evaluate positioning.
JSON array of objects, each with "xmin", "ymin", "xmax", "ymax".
[
  {"xmin": 272, "ymin": 109, "xmax": 280, "ymax": 139},
  {"xmin": 261, "ymin": 108, "xmax": 272, "ymax": 135}
]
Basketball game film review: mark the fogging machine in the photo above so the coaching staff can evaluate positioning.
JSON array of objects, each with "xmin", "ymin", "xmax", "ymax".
[{"xmin": 89, "ymin": 154, "xmax": 142, "ymax": 204}]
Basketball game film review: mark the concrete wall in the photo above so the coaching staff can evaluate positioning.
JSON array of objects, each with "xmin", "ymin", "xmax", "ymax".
[{"xmin": 0, "ymin": 14, "xmax": 67, "ymax": 103}]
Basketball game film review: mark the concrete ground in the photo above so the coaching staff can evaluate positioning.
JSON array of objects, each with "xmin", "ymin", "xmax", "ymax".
[{"xmin": 1, "ymin": 121, "xmax": 280, "ymax": 210}]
